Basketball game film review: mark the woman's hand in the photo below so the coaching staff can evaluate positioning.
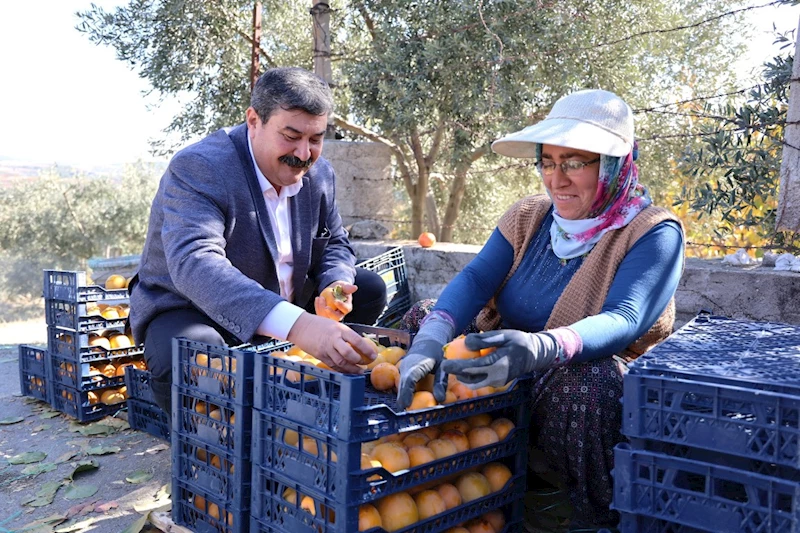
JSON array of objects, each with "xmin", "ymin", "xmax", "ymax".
[
  {"xmin": 440, "ymin": 330, "xmax": 562, "ymax": 389},
  {"xmin": 396, "ymin": 339, "xmax": 448, "ymax": 409}
]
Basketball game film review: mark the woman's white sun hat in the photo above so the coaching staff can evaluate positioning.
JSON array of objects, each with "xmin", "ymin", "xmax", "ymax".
[{"xmin": 491, "ymin": 89, "xmax": 634, "ymax": 158}]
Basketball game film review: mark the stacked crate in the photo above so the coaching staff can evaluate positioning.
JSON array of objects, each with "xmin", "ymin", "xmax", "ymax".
[
  {"xmin": 248, "ymin": 324, "xmax": 530, "ymax": 533},
  {"xmin": 612, "ymin": 314, "xmax": 800, "ymax": 532},
  {"xmin": 43, "ymin": 270, "xmax": 144, "ymax": 421},
  {"xmin": 124, "ymin": 366, "xmax": 171, "ymax": 441},
  {"xmin": 18, "ymin": 344, "xmax": 50, "ymax": 403},
  {"xmin": 356, "ymin": 247, "xmax": 412, "ymax": 328}
]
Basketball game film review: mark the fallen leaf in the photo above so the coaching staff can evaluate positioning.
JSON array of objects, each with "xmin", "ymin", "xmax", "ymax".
[
  {"xmin": 95, "ymin": 501, "xmax": 119, "ymax": 513},
  {"xmin": 156, "ymin": 483, "xmax": 171, "ymax": 498},
  {"xmin": 24, "ymin": 481, "xmax": 64, "ymax": 507},
  {"xmin": 63, "ymin": 483, "xmax": 99, "ymax": 500},
  {"xmin": 54, "ymin": 517, "xmax": 99, "ymax": 532},
  {"xmin": 144, "ymin": 443, "xmax": 169, "ymax": 455},
  {"xmin": 67, "ymin": 459, "xmax": 99, "ymax": 481},
  {"xmin": 39, "ymin": 410, "xmax": 61, "ymax": 419},
  {"xmin": 120, "ymin": 514, "xmax": 149, "ymax": 533},
  {"xmin": 55, "ymin": 451, "xmax": 80, "ymax": 464},
  {"xmin": 0, "ymin": 415, "xmax": 25, "ymax": 425},
  {"xmin": 64, "ymin": 501, "xmax": 97, "ymax": 519},
  {"xmin": 32, "ymin": 424, "xmax": 52, "ymax": 432},
  {"xmin": 77, "ymin": 424, "xmax": 114, "ymax": 437},
  {"xmin": 85, "ymin": 445, "xmax": 121, "ymax": 456},
  {"xmin": 125, "ymin": 470, "xmax": 153, "ymax": 484},
  {"xmin": 21, "ymin": 462, "xmax": 57, "ymax": 476},
  {"xmin": 100, "ymin": 417, "xmax": 130, "ymax": 430},
  {"xmin": 18, "ymin": 513, "xmax": 67, "ymax": 529},
  {"xmin": 8, "ymin": 451, "xmax": 47, "ymax": 464}
]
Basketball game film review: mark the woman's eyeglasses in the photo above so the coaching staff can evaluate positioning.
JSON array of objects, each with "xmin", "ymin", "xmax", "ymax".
[{"xmin": 536, "ymin": 157, "xmax": 600, "ymax": 176}]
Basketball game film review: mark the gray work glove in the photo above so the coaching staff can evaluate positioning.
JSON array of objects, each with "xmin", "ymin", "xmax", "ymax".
[
  {"xmin": 396, "ymin": 315, "xmax": 454, "ymax": 409},
  {"xmin": 440, "ymin": 330, "xmax": 563, "ymax": 389}
]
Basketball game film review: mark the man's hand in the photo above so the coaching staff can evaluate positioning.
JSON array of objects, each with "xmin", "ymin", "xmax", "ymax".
[
  {"xmin": 440, "ymin": 330, "xmax": 562, "ymax": 389},
  {"xmin": 315, "ymin": 281, "xmax": 356, "ymax": 322},
  {"xmin": 287, "ymin": 312, "xmax": 375, "ymax": 374}
]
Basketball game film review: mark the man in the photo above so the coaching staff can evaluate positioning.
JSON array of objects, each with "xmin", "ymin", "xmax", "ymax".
[{"xmin": 129, "ymin": 67, "xmax": 387, "ymax": 414}]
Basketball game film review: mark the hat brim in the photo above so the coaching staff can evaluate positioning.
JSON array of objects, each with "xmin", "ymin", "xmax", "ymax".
[{"xmin": 491, "ymin": 118, "xmax": 631, "ymax": 158}]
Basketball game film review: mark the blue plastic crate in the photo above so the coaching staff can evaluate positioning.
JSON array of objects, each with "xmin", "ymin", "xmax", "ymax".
[
  {"xmin": 47, "ymin": 326, "xmax": 143, "ymax": 364},
  {"xmin": 356, "ymin": 246, "xmax": 412, "ymax": 327},
  {"xmin": 18, "ymin": 345, "xmax": 48, "ymax": 377},
  {"xmin": 251, "ymin": 409, "xmax": 527, "ymax": 505},
  {"xmin": 172, "ymin": 478, "xmax": 248, "ymax": 533},
  {"xmin": 127, "ymin": 398, "xmax": 170, "ymax": 441},
  {"xmin": 50, "ymin": 381, "xmax": 126, "ymax": 422},
  {"xmin": 630, "ymin": 315, "xmax": 800, "ymax": 396},
  {"xmin": 173, "ymin": 338, "xmax": 256, "ymax": 407},
  {"xmin": 618, "ymin": 512, "xmax": 707, "ymax": 533},
  {"xmin": 50, "ymin": 353, "xmax": 133, "ymax": 391},
  {"xmin": 45, "ymin": 299, "xmax": 129, "ymax": 332},
  {"xmin": 622, "ymin": 371, "xmax": 800, "ymax": 470},
  {"xmin": 124, "ymin": 366, "xmax": 158, "ymax": 405},
  {"xmin": 612, "ymin": 443, "xmax": 800, "ymax": 533},
  {"xmin": 172, "ymin": 385, "xmax": 253, "ymax": 459},
  {"xmin": 172, "ymin": 432, "xmax": 251, "ymax": 506},
  {"xmin": 43, "ymin": 270, "xmax": 129, "ymax": 302},
  {"xmin": 250, "ymin": 467, "xmax": 525, "ymax": 533}
]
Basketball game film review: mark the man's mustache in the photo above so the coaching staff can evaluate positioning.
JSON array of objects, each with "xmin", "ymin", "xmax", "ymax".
[{"xmin": 279, "ymin": 155, "xmax": 313, "ymax": 169}]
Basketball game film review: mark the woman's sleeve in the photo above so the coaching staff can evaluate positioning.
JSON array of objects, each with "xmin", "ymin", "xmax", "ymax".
[
  {"xmin": 570, "ymin": 220, "xmax": 685, "ymax": 362},
  {"xmin": 434, "ymin": 229, "xmax": 515, "ymax": 333}
]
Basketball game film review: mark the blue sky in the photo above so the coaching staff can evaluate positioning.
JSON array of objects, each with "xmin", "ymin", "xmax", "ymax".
[{"xmin": 0, "ymin": 1, "xmax": 797, "ymax": 168}]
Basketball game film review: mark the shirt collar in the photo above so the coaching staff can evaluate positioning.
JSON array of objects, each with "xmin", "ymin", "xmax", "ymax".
[{"xmin": 247, "ymin": 134, "xmax": 304, "ymax": 198}]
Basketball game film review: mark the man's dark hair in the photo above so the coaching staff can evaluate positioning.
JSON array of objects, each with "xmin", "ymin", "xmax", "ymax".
[{"xmin": 250, "ymin": 67, "xmax": 333, "ymax": 123}]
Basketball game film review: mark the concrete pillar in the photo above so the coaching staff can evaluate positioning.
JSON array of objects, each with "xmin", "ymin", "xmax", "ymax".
[{"xmin": 776, "ymin": 16, "xmax": 800, "ymax": 232}]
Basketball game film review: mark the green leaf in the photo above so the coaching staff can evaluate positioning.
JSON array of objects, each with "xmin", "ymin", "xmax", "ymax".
[
  {"xmin": 86, "ymin": 445, "xmax": 122, "ymax": 456},
  {"xmin": 9, "ymin": 451, "xmax": 47, "ymax": 464},
  {"xmin": 125, "ymin": 470, "xmax": 154, "ymax": 484},
  {"xmin": 67, "ymin": 459, "xmax": 99, "ymax": 481},
  {"xmin": 77, "ymin": 423, "xmax": 115, "ymax": 436},
  {"xmin": 24, "ymin": 480, "xmax": 64, "ymax": 507},
  {"xmin": 39, "ymin": 410, "xmax": 61, "ymax": 419},
  {"xmin": 120, "ymin": 514, "xmax": 149, "ymax": 533},
  {"xmin": 32, "ymin": 424, "xmax": 52, "ymax": 432},
  {"xmin": 55, "ymin": 451, "xmax": 80, "ymax": 464},
  {"xmin": 63, "ymin": 483, "xmax": 99, "ymax": 500},
  {"xmin": 22, "ymin": 462, "xmax": 58, "ymax": 476},
  {"xmin": 0, "ymin": 415, "xmax": 25, "ymax": 424}
]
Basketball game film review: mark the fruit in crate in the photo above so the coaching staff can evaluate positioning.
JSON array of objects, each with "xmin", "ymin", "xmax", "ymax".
[
  {"xmin": 114, "ymin": 362, "xmax": 134, "ymax": 376},
  {"xmin": 371, "ymin": 442, "xmax": 410, "ymax": 473},
  {"xmin": 376, "ymin": 492, "xmax": 419, "ymax": 532},
  {"xmin": 490, "ymin": 418, "xmax": 515, "ymax": 440},
  {"xmin": 482, "ymin": 462, "xmax": 512, "ymax": 492},
  {"xmin": 358, "ymin": 504, "xmax": 382, "ymax": 531},
  {"xmin": 408, "ymin": 391, "xmax": 436, "ymax": 410},
  {"xmin": 483, "ymin": 510, "xmax": 505, "ymax": 532},
  {"xmin": 467, "ymin": 426, "xmax": 500, "ymax": 449},
  {"xmin": 97, "ymin": 363, "xmax": 116, "ymax": 378},
  {"xmin": 370, "ymin": 362, "xmax": 399, "ymax": 392},
  {"xmin": 407, "ymin": 445, "xmax": 436, "ymax": 467},
  {"xmin": 101, "ymin": 307, "xmax": 120, "ymax": 320},
  {"xmin": 455, "ymin": 472, "xmax": 492, "ymax": 502},
  {"xmin": 87, "ymin": 391, "xmax": 99, "ymax": 405},
  {"xmin": 464, "ymin": 517, "xmax": 496, "ymax": 533},
  {"xmin": 88, "ymin": 334, "xmax": 111, "ymax": 351},
  {"xmin": 437, "ymin": 483, "xmax": 462, "ymax": 509},
  {"xmin": 440, "ymin": 429, "xmax": 469, "ymax": 452},
  {"xmin": 414, "ymin": 489, "xmax": 447, "ymax": 519},
  {"xmin": 100, "ymin": 388, "xmax": 126, "ymax": 404},
  {"xmin": 105, "ymin": 274, "xmax": 127, "ymax": 290}
]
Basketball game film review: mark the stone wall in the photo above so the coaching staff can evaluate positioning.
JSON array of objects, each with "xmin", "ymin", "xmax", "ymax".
[
  {"xmin": 351, "ymin": 240, "xmax": 800, "ymax": 327},
  {"xmin": 323, "ymin": 141, "xmax": 394, "ymax": 229}
]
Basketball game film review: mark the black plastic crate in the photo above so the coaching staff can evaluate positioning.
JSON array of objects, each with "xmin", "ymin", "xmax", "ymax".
[
  {"xmin": 356, "ymin": 247, "xmax": 412, "ymax": 327},
  {"xmin": 622, "ymin": 371, "xmax": 800, "ymax": 470},
  {"xmin": 50, "ymin": 353, "xmax": 135, "ymax": 391},
  {"xmin": 43, "ymin": 270, "xmax": 129, "ymax": 302},
  {"xmin": 127, "ymin": 398, "xmax": 170, "ymax": 441},
  {"xmin": 251, "ymin": 409, "xmax": 527, "ymax": 505},
  {"xmin": 48, "ymin": 326, "xmax": 143, "ymax": 364},
  {"xmin": 172, "ymin": 385, "xmax": 253, "ymax": 459},
  {"xmin": 618, "ymin": 512, "xmax": 707, "ymax": 533},
  {"xmin": 18, "ymin": 344, "xmax": 48, "ymax": 377},
  {"xmin": 45, "ymin": 299, "xmax": 129, "ymax": 332},
  {"xmin": 612, "ymin": 443, "xmax": 800, "ymax": 533},
  {"xmin": 250, "ymin": 467, "xmax": 525, "ymax": 533},
  {"xmin": 172, "ymin": 432, "xmax": 251, "ymax": 507},
  {"xmin": 630, "ymin": 315, "xmax": 800, "ymax": 396},
  {"xmin": 125, "ymin": 366, "xmax": 158, "ymax": 405},
  {"xmin": 253, "ymin": 340, "xmax": 529, "ymax": 442},
  {"xmin": 50, "ymin": 381, "xmax": 126, "ymax": 422},
  {"xmin": 173, "ymin": 338, "xmax": 257, "ymax": 407},
  {"xmin": 172, "ymin": 479, "xmax": 248, "ymax": 533}
]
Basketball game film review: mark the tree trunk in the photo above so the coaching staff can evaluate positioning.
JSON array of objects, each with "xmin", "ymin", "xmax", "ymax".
[
  {"xmin": 425, "ymin": 193, "xmax": 441, "ymax": 237},
  {"xmin": 250, "ymin": 2, "xmax": 262, "ymax": 92},
  {"xmin": 776, "ymin": 15, "xmax": 800, "ymax": 232},
  {"xmin": 440, "ymin": 145, "xmax": 491, "ymax": 242}
]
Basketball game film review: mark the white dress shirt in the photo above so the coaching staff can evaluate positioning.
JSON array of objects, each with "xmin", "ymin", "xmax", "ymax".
[{"xmin": 248, "ymin": 136, "xmax": 306, "ymax": 340}]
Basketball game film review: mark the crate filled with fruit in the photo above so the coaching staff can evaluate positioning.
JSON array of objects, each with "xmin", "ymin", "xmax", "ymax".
[
  {"xmin": 124, "ymin": 365, "xmax": 171, "ymax": 441},
  {"xmin": 18, "ymin": 345, "xmax": 50, "ymax": 404},
  {"xmin": 245, "ymin": 325, "xmax": 529, "ymax": 533}
]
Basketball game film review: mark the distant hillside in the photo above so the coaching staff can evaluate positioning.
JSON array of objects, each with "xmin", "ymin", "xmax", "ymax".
[{"xmin": 0, "ymin": 159, "xmax": 167, "ymax": 188}]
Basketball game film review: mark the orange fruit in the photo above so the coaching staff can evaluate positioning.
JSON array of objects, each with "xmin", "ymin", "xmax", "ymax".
[
  {"xmin": 441, "ymin": 420, "xmax": 470, "ymax": 434},
  {"xmin": 283, "ymin": 428, "xmax": 300, "ymax": 447},
  {"xmin": 300, "ymin": 495, "xmax": 316, "ymax": 516},
  {"xmin": 418, "ymin": 426, "xmax": 440, "ymax": 441},
  {"xmin": 456, "ymin": 472, "xmax": 492, "ymax": 502},
  {"xmin": 88, "ymin": 335, "xmax": 111, "ymax": 351},
  {"xmin": 376, "ymin": 492, "xmax": 419, "ymax": 532},
  {"xmin": 101, "ymin": 307, "xmax": 120, "ymax": 320},
  {"xmin": 114, "ymin": 362, "xmax": 133, "ymax": 377},
  {"xmin": 467, "ymin": 413, "xmax": 493, "ymax": 428},
  {"xmin": 87, "ymin": 391, "xmax": 99, "ymax": 405},
  {"xmin": 443, "ymin": 336, "xmax": 481, "ymax": 360},
  {"xmin": 445, "ymin": 528, "xmax": 470, "ymax": 533},
  {"xmin": 440, "ymin": 429, "xmax": 469, "ymax": 453},
  {"xmin": 370, "ymin": 363, "xmax": 400, "ymax": 392},
  {"xmin": 418, "ymin": 232, "xmax": 436, "ymax": 248},
  {"xmin": 483, "ymin": 510, "xmax": 506, "ymax": 532},
  {"xmin": 98, "ymin": 363, "xmax": 116, "ymax": 377},
  {"xmin": 359, "ymin": 504, "xmax": 382, "ymax": 531},
  {"xmin": 408, "ymin": 391, "xmax": 436, "ymax": 410},
  {"xmin": 467, "ymin": 427, "xmax": 500, "ymax": 449},
  {"xmin": 482, "ymin": 462, "xmax": 512, "ymax": 492},
  {"xmin": 444, "ymin": 390, "xmax": 458, "ymax": 404},
  {"xmin": 426, "ymin": 438, "xmax": 458, "ymax": 459},
  {"xmin": 109, "ymin": 333, "xmax": 132, "ymax": 349},
  {"xmin": 490, "ymin": 418, "xmax": 515, "ymax": 440},
  {"xmin": 415, "ymin": 373, "xmax": 435, "ymax": 393},
  {"xmin": 407, "ymin": 445, "xmax": 436, "ymax": 467},
  {"xmin": 450, "ymin": 382, "xmax": 478, "ymax": 401},
  {"xmin": 437, "ymin": 483, "xmax": 462, "ymax": 509},
  {"xmin": 378, "ymin": 346, "xmax": 406, "ymax": 365},
  {"xmin": 465, "ymin": 517, "xmax": 496, "ymax": 533},
  {"xmin": 414, "ymin": 490, "xmax": 446, "ymax": 519},
  {"xmin": 402, "ymin": 432, "xmax": 430, "ymax": 449},
  {"xmin": 105, "ymin": 274, "xmax": 127, "ymax": 290},
  {"xmin": 371, "ymin": 442, "xmax": 410, "ymax": 473}
]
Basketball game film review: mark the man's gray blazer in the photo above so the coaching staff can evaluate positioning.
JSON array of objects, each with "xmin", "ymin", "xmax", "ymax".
[{"xmin": 129, "ymin": 123, "xmax": 356, "ymax": 345}]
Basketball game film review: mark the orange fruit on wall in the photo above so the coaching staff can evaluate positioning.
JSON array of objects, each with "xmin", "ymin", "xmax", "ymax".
[{"xmin": 418, "ymin": 232, "xmax": 436, "ymax": 248}]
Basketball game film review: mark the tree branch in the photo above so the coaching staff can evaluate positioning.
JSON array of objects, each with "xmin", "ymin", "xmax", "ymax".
[
  {"xmin": 425, "ymin": 115, "xmax": 446, "ymax": 169},
  {"xmin": 235, "ymin": 27, "xmax": 276, "ymax": 67},
  {"xmin": 354, "ymin": 2, "xmax": 379, "ymax": 46}
]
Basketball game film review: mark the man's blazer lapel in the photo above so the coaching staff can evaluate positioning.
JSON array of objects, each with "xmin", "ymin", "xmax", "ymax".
[
  {"xmin": 290, "ymin": 177, "xmax": 313, "ymax": 303},
  {"xmin": 228, "ymin": 125, "xmax": 280, "ymax": 273}
]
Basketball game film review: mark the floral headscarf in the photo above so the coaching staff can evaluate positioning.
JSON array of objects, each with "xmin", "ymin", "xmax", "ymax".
[{"xmin": 536, "ymin": 143, "xmax": 652, "ymax": 260}]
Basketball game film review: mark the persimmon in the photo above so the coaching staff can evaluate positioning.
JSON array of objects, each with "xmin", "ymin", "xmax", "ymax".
[
  {"xmin": 376, "ymin": 492, "xmax": 419, "ymax": 532},
  {"xmin": 467, "ymin": 426, "xmax": 500, "ymax": 449},
  {"xmin": 300, "ymin": 495, "xmax": 316, "ymax": 516},
  {"xmin": 443, "ymin": 336, "xmax": 482, "ymax": 360},
  {"xmin": 444, "ymin": 390, "xmax": 458, "ymax": 404},
  {"xmin": 427, "ymin": 438, "xmax": 458, "ymax": 459},
  {"xmin": 402, "ymin": 432, "xmax": 430, "ymax": 449},
  {"xmin": 490, "ymin": 418, "xmax": 515, "ymax": 440},
  {"xmin": 437, "ymin": 483, "xmax": 462, "ymax": 509},
  {"xmin": 105, "ymin": 274, "xmax": 127, "ymax": 289},
  {"xmin": 408, "ymin": 391, "xmax": 437, "ymax": 410},
  {"xmin": 465, "ymin": 517, "xmax": 496, "ymax": 533},
  {"xmin": 444, "ymin": 528, "xmax": 470, "ymax": 533},
  {"xmin": 359, "ymin": 504, "xmax": 382, "ymax": 531},
  {"xmin": 441, "ymin": 420, "xmax": 471, "ymax": 434},
  {"xmin": 483, "ymin": 510, "xmax": 506, "ymax": 532},
  {"xmin": 370, "ymin": 362, "xmax": 399, "ymax": 392},
  {"xmin": 407, "ymin": 445, "xmax": 436, "ymax": 467},
  {"xmin": 456, "ymin": 472, "xmax": 492, "ymax": 502},
  {"xmin": 415, "ymin": 373, "xmax": 435, "ymax": 392},
  {"xmin": 418, "ymin": 232, "xmax": 436, "ymax": 248},
  {"xmin": 371, "ymin": 442, "xmax": 410, "ymax": 473},
  {"xmin": 467, "ymin": 413, "xmax": 493, "ymax": 428},
  {"xmin": 440, "ymin": 429, "xmax": 469, "ymax": 453},
  {"xmin": 320, "ymin": 284, "xmax": 349, "ymax": 321},
  {"xmin": 418, "ymin": 426, "xmax": 440, "ymax": 441},
  {"xmin": 482, "ymin": 462, "xmax": 513, "ymax": 492},
  {"xmin": 414, "ymin": 490, "xmax": 447, "ymax": 519}
]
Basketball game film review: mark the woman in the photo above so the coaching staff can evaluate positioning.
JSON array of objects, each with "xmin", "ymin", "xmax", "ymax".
[{"xmin": 397, "ymin": 89, "xmax": 684, "ymax": 530}]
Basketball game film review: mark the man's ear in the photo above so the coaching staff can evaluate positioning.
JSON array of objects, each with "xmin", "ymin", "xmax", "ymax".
[{"xmin": 245, "ymin": 107, "xmax": 260, "ymax": 130}]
